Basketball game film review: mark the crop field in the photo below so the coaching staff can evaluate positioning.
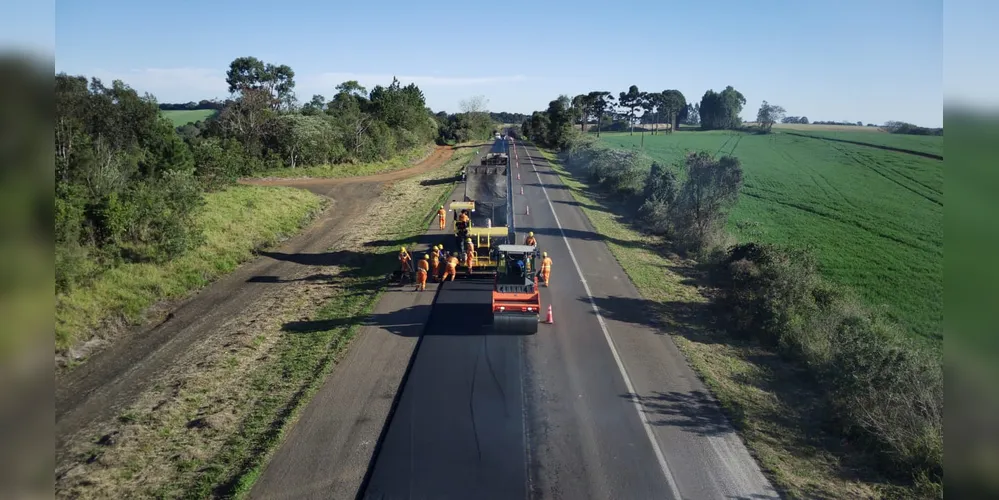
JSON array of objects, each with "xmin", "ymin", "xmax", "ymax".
[
  {"xmin": 161, "ymin": 109, "xmax": 217, "ymax": 126},
  {"xmin": 600, "ymin": 130, "xmax": 943, "ymax": 348},
  {"xmin": 778, "ymin": 128, "xmax": 943, "ymax": 157}
]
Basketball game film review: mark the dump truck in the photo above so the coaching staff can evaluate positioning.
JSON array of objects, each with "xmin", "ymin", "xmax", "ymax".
[{"xmin": 444, "ymin": 139, "xmax": 540, "ymax": 332}]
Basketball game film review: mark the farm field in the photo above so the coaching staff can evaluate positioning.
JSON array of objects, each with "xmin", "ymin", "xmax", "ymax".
[
  {"xmin": 599, "ymin": 130, "xmax": 943, "ymax": 348},
  {"xmin": 161, "ymin": 109, "xmax": 217, "ymax": 126},
  {"xmin": 778, "ymin": 128, "xmax": 943, "ymax": 157}
]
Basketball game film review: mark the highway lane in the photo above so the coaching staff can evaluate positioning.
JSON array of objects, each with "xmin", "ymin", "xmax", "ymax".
[
  {"xmin": 362, "ymin": 279, "xmax": 528, "ymax": 500},
  {"xmin": 513, "ymin": 140, "xmax": 778, "ymax": 499},
  {"xmin": 249, "ymin": 149, "xmax": 484, "ymax": 500}
]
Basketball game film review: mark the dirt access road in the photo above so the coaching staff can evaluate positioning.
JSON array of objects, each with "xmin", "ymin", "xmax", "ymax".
[{"xmin": 55, "ymin": 146, "xmax": 455, "ymax": 466}]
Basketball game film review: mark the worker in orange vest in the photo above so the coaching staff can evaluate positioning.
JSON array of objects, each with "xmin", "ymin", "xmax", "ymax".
[
  {"xmin": 465, "ymin": 248, "xmax": 476, "ymax": 274},
  {"xmin": 437, "ymin": 205, "xmax": 447, "ymax": 230},
  {"xmin": 399, "ymin": 246, "xmax": 412, "ymax": 281},
  {"xmin": 539, "ymin": 251, "xmax": 552, "ymax": 287},
  {"xmin": 524, "ymin": 231, "xmax": 537, "ymax": 246},
  {"xmin": 441, "ymin": 253, "xmax": 460, "ymax": 281},
  {"xmin": 430, "ymin": 247, "xmax": 440, "ymax": 281},
  {"xmin": 415, "ymin": 254, "xmax": 430, "ymax": 291}
]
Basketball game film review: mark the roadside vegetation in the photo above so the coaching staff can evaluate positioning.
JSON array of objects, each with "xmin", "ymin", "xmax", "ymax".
[
  {"xmin": 55, "ymin": 144, "xmax": 480, "ymax": 499},
  {"xmin": 520, "ymin": 84, "xmax": 942, "ymax": 497},
  {"xmin": 55, "ymin": 56, "xmax": 497, "ymax": 361}
]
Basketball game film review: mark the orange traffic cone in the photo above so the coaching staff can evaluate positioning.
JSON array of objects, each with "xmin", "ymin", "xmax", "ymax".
[{"xmin": 545, "ymin": 304, "xmax": 554, "ymax": 324}]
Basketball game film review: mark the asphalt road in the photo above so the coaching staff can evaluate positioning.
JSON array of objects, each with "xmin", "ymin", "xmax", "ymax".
[
  {"xmin": 256, "ymin": 138, "xmax": 779, "ymax": 500},
  {"xmin": 356, "ymin": 139, "xmax": 779, "ymax": 500}
]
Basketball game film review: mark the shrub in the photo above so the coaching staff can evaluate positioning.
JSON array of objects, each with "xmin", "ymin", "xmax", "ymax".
[
  {"xmin": 192, "ymin": 137, "xmax": 243, "ymax": 191},
  {"xmin": 640, "ymin": 162, "xmax": 680, "ymax": 236},
  {"xmin": 712, "ymin": 242, "xmax": 943, "ymax": 485}
]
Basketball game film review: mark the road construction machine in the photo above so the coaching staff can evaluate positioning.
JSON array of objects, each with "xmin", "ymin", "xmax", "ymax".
[
  {"xmin": 491, "ymin": 244, "xmax": 541, "ymax": 334},
  {"xmin": 445, "ymin": 138, "xmax": 541, "ymax": 333}
]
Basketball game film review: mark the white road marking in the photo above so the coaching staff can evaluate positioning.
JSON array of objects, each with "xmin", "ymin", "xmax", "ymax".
[{"xmin": 519, "ymin": 142, "xmax": 683, "ymax": 499}]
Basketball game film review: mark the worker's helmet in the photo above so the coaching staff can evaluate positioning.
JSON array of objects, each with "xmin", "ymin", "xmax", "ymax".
[
  {"xmin": 401, "ymin": 246, "xmax": 406, "ymax": 252},
  {"xmin": 543, "ymin": 251, "xmax": 548, "ymax": 257},
  {"xmin": 466, "ymin": 238, "xmax": 472, "ymax": 242},
  {"xmin": 528, "ymin": 232, "xmax": 534, "ymax": 237},
  {"xmin": 440, "ymin": 205, "xmax": 444, "ymax": 209},
  {"xmin": 424, "ymin": 254, "xmax": 429, "ymax": 259}
]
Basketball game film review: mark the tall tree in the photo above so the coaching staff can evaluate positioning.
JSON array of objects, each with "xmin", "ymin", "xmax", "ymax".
[
  {"xmin": 546, "ymin": 95, "xmax": 574, "ymax": 149},
  {"xmin": 756, "ymin": 100, "xmax": 786, "ymax": 133},
  {"xmin": 618, "ymin": 85, "xmax": 643, "ymax": 135},
  {"xmin": 699, "ymin": 86, "xmax": 745, "ymax": 130},
  {"xmin": 660, "ymin": 89, "xmax": 687, "ymax": 134},
  {"xmin": 639, "ymin": 92, "xmax": 655, "ymax": 139},
  {"xmin": 225, "ymin": 57, "xmax": 296, "ymax": 111},
  {"xmin": 586, "ymin": 91, "xmax": 614, "ymax": 137},
  {"xmin": 571, "ymin": 94, "xmax": 590, "ymax": 132}
]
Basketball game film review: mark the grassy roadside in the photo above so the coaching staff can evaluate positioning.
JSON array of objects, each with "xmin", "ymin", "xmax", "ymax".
[
  {"xmin": 536, "ymin": 147, "xmax": 914, "ymax": 499},
  {"xmin": 56, "ymin": 185, "xmax": 326, "ymax": 359},
  {"xmin": 54, "ymin": 141, "xmax": 482, "ymax": 499},
  {"xmin": 249, "ymin": 144, "xmax": 435, "ymax": 179}
]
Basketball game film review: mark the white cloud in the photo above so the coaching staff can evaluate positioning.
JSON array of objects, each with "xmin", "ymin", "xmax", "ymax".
[{"xmin": 86, "ymin": 67, "xmax": 228, "ymax": 102}]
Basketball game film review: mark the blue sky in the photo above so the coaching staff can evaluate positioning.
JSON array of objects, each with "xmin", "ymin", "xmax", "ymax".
[{"xmin": 25, "ymin": 0, "xmax": 973, "ymax": 127}]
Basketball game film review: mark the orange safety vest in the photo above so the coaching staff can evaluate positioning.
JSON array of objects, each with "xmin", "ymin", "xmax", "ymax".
[
  {"xmin": 524, "ymin": 236, "xmax": 536, "ymax": 246},
  {"xmin": 541, "ymin": 257, "xmax": 552, "ymax": 271},
  {"xmin": 438, "ymin": 209, "xmax": 446, "ymax": 218},
  {"xmin": 417, "ymin": 260, "xmax": 429, "ymax": 272}
]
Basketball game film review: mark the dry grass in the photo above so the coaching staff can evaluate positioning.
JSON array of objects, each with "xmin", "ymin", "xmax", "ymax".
[
  {"xmin": 539, "ymin": 147, "xmax": 913, "ymax": 499},
  {"xmin": 54, "ymin": 144, "xmax": 482, "ymax": 499}
]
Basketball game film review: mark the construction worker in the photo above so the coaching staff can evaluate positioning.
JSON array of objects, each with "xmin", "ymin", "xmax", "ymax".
[
  {"xmin": 437, "ymin": 205, "xmax": 446, "ymax": 230},
  {"xmin": 464, "ymin": 237, "xmax": 475, "ymax": 255},
  {"xmin": 430, "ymin": 247, "xmax": 440, "ymax": 281},
  {"xmin": 415, "ymin": 254, "xmax": 430, "ymax": 291},
  {"xmin": 442, "ymin": 253, "xmax": 459, "ymax": 281},
  {"xmin": 458, "ymin": 210, "xmax": 470, "ymax": 225},
  {"xmin": 539, "ymin": 251, "xmax": 552, "ymax": 287},
  {"xmin": 399, "ymin": 246, "xmax": 412, "ymax": 281},
  {"xmin": 524, "ymin": 231, "xmax": 537, "ymax": 246},
  {"xmin": 465, "ymin": 246, "xmax": 476, "ymax": 273}
]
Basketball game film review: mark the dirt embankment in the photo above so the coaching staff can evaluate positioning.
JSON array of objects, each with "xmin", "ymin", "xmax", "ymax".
[{"xmin": 55, "ymin": 144, "xmax": 465, "ymax": 498}]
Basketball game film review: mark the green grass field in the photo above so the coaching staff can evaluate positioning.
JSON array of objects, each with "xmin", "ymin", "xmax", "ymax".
[
  {"xmin": 599, "ymin": 130, "xmax": 943, "ymax": 348},
  {"xmin": 779, "ymin": 128, "xmax": 943, "ymax": 157},
  {"xmin": 161, "ymin": 109, "xmax": 217, "ymax": 127}
]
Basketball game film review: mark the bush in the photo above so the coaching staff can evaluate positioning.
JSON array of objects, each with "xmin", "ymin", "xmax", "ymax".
[
  {"xmin": 192, "ymin": 137, "xmax": 243, "ymax": 191},
  {"xmin": 712, "ymin": 243, "xmax": 943, "ymax": 485}
]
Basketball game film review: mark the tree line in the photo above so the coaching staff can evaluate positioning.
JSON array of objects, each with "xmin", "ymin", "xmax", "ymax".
[
  {"xmin": 519, "ymin": 83, "xmax": 941, "ymax": 146},
  {"xmin": 56, "ymin": 56, "xmax": 497, "ymax": 293},
  {"xmin": 520, "ymin": 85, "xmax": 760, "ymax": 149}
]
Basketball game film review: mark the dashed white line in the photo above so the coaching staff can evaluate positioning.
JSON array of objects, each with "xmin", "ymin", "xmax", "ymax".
[{"xmin": 517, "ymin": 141, "xmax": 683, "ymax": 499}]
